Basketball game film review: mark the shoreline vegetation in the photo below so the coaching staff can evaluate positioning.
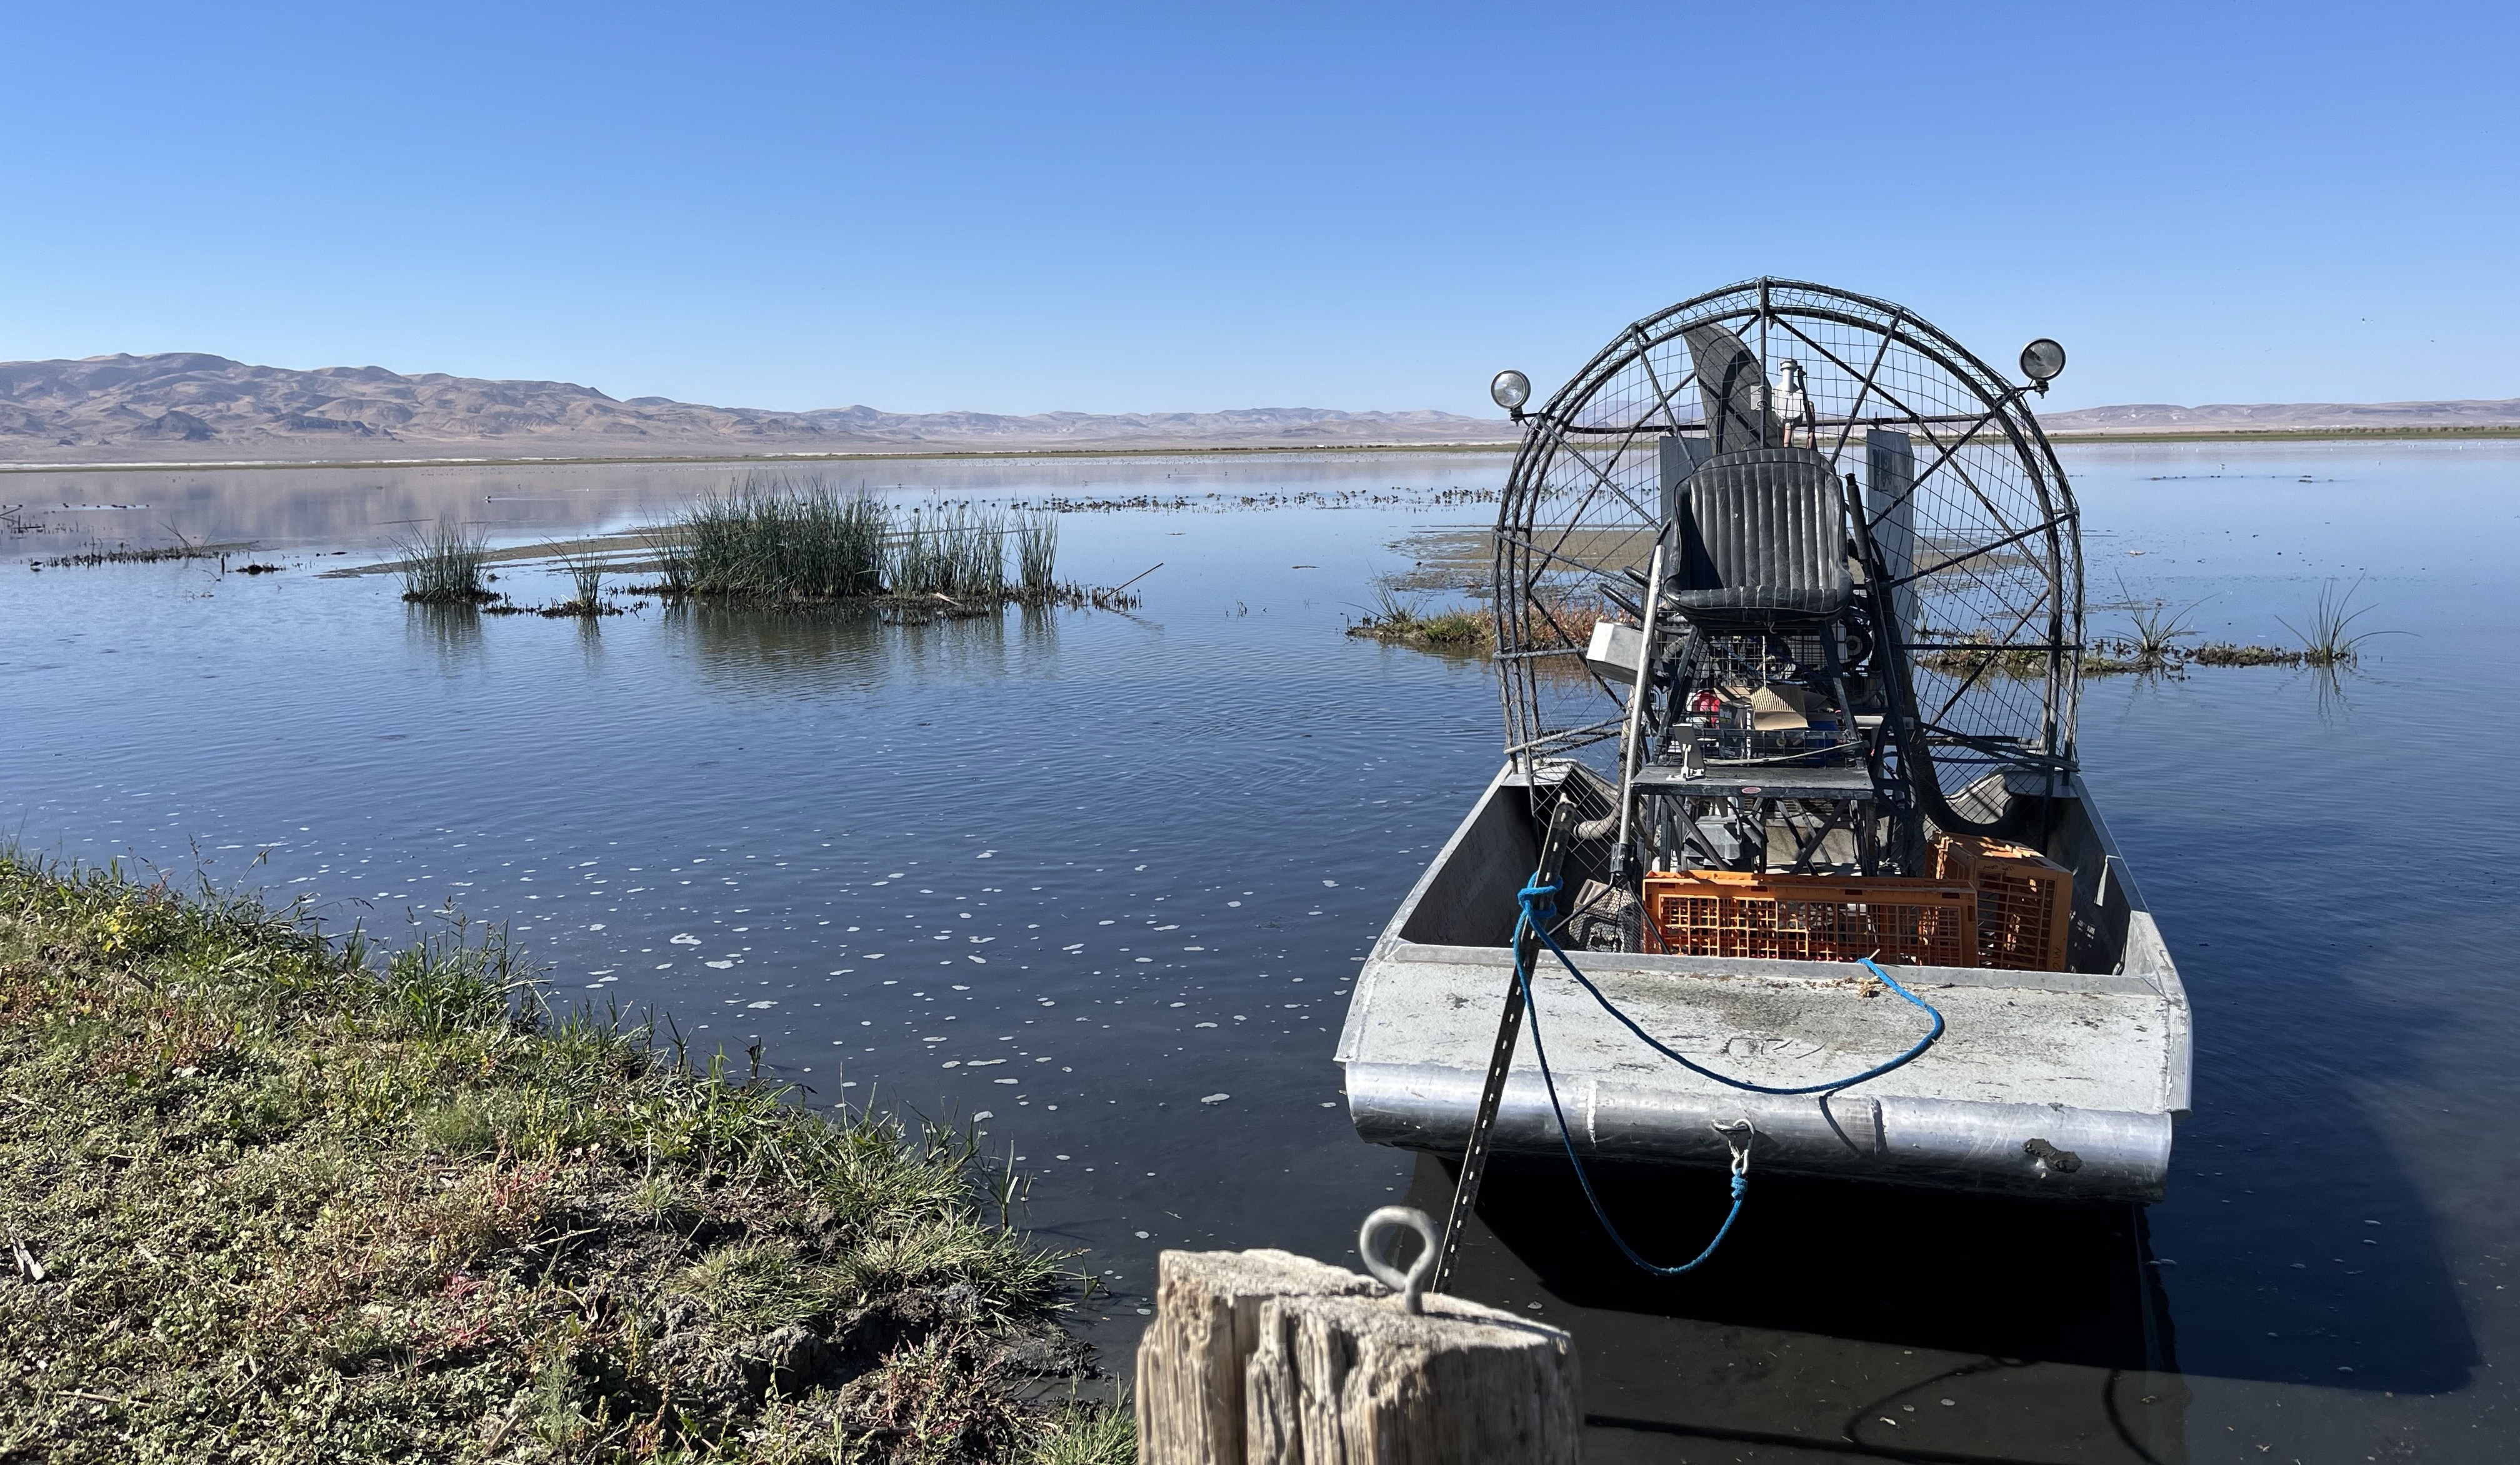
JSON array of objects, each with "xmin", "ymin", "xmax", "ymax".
[
  {"xmin": 15, "ymin": 420, "xmax": 2520, "ymax": 476},
  {"xmin": 0, "ymin": 854, "xmax": 1128, "ymax": 1463}
]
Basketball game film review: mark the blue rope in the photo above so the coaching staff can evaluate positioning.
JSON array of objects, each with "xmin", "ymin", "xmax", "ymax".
[
  {"xmin": 1505, "ymin": 878, "xmax": 1946, "ymax": 1276},
  {"xmin": 1519, "ymin": 880, "xmax": 1944, "ymax": 1096}
]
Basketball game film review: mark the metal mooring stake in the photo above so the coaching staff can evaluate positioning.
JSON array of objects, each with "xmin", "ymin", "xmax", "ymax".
[{"xmin": 1432, "ymin": 798, "xmax": 1578, "ymax": 1294}]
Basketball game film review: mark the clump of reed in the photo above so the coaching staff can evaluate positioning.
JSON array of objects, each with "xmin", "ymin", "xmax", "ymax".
[
  {"xmin": 2082, "ymin": 578, "xmax": 2398, "ymax": 678},
  {"xmin": 2074, "ymin": 575, "xmax": 2204, "ymax": 673},
  {"xmin": 892, "ymin": 502, "xmax": 1009, "ymax": 599},
  {"xmin": 1346, "ymin": 584, "xmax": 1495, "ymax": 656},
  {"xmin": 2119, "ymin": 584, "xmax": 2207, "ymax": 667},
  {"xmin": 536, "ymin": 542, "xmax": 612, "ymax": 613},
  {"xmin": 563, "ymin": 550, "xmax": 604, "ymax": 608},
  {"xmin": 1017, "ymin": 511, "xmax": 1059, "ymax": 598},
  {"xmin": 641, "ymin": 480, "xmax": 1079, "ymax": 606},
  {"xmin": 391, "ymin": 521, "xmax": 492, "ymax": 602},
  {"xmin": 670, "ymin": 482, "xmax": 892, "ymax": 599},
  {"xmin": 2279, "ymin": 575, "xmax": 2398, "ymax": 667}
]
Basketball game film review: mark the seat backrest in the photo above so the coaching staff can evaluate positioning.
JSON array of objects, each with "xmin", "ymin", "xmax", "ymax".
[{"xmin": 1669, "ymin": 446, "xmax": 1852, "ymax": 631}]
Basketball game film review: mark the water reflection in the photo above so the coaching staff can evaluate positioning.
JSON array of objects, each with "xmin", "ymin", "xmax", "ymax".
[
  {"xmin": 659, "ymin": 599, "xmax": 1043, "ymax": 696},
  {"xmin": 1017, "ymin": 601, "xmax": 1060, "ymax": 657},
  {"xmin": 662, "ymin": 601, "xmax": 893, "ymax": 691},
  {"xmin": 4, "ymin": 451, "xmax": 1508, "ymax": 556},
  {"xmin": 403, "ymin": 601, "xmax": 483, "ymax": 672},
  {"xmin": 1422, "ymin": 1154, "xmax": 2192, "ymax": 1462}
]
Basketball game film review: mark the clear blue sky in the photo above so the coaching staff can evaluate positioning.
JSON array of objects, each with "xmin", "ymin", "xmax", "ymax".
[{"xmin": 2, "ymin": 2, "xmax": 2511, "ymax": 416}]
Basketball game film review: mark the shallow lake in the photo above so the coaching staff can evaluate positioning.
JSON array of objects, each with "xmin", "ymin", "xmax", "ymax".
[{"xmin": 6, "ymin": 441, "xmax": 2517, "ymax": 1462}]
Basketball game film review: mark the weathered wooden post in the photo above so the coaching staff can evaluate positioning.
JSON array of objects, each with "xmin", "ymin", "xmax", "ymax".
[{"xmin": 1137, "ymin": 1209, "xmax": 1581, "ymax": 1465}]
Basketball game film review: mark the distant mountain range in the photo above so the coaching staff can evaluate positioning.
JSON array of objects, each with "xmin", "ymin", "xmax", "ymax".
[
  {"xmin": 2, "ymin": 352, "xmax": 2514, "ymax": 465},
  {"xmin": 0, "ymin": 353, "xmax": 1521, "ymax": 464},
  {"xmin": 2038, "ymin": 397, "xmax": 2520, "ymax": 434}
]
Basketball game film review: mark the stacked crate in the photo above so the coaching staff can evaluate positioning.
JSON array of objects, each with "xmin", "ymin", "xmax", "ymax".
[
  {"xmin": 1641, "ymin": 871, "xmax": 1978, "ymax": 967},
  {"xmin": 1932, "ymin": 834, "xmax": 2074, "ymax": 972}
]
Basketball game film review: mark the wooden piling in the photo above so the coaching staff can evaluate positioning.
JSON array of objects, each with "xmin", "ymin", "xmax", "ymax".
[
  {"xmin": 1136, "ymin": 1250, "xmax": 1384, "ymax": 1465},
  {"xmin": 1136, "ymin": 1249, "xmax": 1582, "ymax": 1465}
]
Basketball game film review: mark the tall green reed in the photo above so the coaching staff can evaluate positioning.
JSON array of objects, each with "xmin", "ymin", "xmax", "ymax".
[
  {"xmin": 891, "ymin": 503, "xmax": 1008, "ymax": 599},
  {"xmin": 2279, "ymin": 575, "xmax": 2400, "ymax": 667},
  {"xmin": 392, "ymin": 521, "xmax": 491, "ymax": 602},
  {"xmin": 671, "ymin": 478, "xmax": 891, "ymax": 598},
  {"xmin": 551, "ymin": 545, "xmax": 606, "ymax": 608},
  {"xmin": 1017, "ymin": 511, "xmax": 1059, "ymax": 598},
  {"xmin": 644, "ymin": 481, "xmax": 1061, "ymax": 602}
]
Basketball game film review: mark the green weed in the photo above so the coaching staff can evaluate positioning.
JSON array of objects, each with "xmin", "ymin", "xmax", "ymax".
[
  {"xmin": 0, "ymin": 851, "xmax": 1094, "ymax": 1462},
  {"xmin": 392, "ymin": 521, "xmax": 492, "ymax": 602},
  {"xmin": 2279, "ymin": 575, "xmax": 2401, "ymax": 666}
]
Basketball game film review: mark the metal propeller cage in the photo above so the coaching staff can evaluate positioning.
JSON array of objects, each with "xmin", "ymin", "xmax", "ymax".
[{"xmin": 1492, "ymin": 278, "xmax": 2084, "ymax": 819}]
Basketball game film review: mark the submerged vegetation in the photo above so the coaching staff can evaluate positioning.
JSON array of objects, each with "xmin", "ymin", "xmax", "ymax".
[
  {"xmin": 0, "ymin": 854, "xmax": 1124, "ymax": 1462},
  {"xmin": 1914, "ymin": 632, "xmax": 2058, "ymax": 681},
  {"xmin": 394, "ymin": 521, "xmax": 494, "ymax": 604},
  {"xmin": 479, "ymin": 545, "xmax": 631, "ymax": 618},
  {"xmin": 36, "ymin": 533, "xmax": 239, "ymax": 569},
  {"xmin": 2084, "ymin": 578, "xmax": 2398, "ymax": 676},
  {"xmin": 1344, "ymin": 587, "xmax": 1494, "ymax": 656}
]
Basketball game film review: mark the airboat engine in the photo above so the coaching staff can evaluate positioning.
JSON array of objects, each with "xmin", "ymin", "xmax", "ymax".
[{"xmin": 1490, "ymin": 279, "xmax": 2084, "ymax": 958}]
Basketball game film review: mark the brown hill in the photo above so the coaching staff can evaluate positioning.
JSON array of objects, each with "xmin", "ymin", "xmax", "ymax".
[
  {"xmin": 2041, "ymin": 397, "xmax": 2520, "ymax": 434},
  {"xmin": 0, "ymin": 353, "xmax": 1522, "ymax": 464}
]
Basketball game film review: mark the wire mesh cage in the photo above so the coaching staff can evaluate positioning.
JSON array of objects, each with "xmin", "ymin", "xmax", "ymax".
[{"xmin": 1492, "ymin": 278, "xmax": 2084, "ymax": 816}]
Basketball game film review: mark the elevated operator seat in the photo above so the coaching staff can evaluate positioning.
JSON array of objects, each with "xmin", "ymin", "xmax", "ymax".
[{"xmin": 1668, "ymin": 445, "xmax": 1853, "ymax": 633}]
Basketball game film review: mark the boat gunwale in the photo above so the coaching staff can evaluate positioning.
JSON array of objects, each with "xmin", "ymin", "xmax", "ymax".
[{"xmin": 1339, "ymin": 759, "xmax": 2193, "ymax": 1122}]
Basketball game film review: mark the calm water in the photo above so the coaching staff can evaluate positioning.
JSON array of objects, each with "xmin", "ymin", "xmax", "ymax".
[{"xmin": 6, "ymin": 442, "xmax": 2517, "ymax": 1462}]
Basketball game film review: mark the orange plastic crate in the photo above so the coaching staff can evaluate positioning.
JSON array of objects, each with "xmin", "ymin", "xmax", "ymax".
[
  {"xmin": 1641, "ymin": 870, "xmax": 1978, "ymax": 967},
  {"xmin": 1932, "ymin": 834, "xmax": 2074, "ymax": 972}
]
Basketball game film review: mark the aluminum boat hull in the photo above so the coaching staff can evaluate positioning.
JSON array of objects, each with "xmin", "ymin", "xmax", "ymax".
[{"xmin": 1334, "ymin": 764, "xmax": 2190, "ymax": 1202}]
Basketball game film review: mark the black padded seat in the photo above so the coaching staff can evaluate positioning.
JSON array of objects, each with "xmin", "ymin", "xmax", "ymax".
[{"xmin": 1669, "ymin": 446, "xmax": 1853, "ymax": 632}]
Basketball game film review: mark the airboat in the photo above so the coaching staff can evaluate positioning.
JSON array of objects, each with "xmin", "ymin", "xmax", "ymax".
[{"xmin": 1335, "ymin": 279, "xmax": 2187, "ymax": 1215}]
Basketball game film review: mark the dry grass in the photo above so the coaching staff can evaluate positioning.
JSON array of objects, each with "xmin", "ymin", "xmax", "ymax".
[{"xmin": 0, "ymin": 854, "xmax": 1127, "ymax": 1464}]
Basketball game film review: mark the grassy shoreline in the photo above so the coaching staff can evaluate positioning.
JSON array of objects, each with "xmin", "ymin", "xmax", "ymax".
[{"xmin": 0, "ymin": 856, "xmax": 1125, "ymax": 1463}]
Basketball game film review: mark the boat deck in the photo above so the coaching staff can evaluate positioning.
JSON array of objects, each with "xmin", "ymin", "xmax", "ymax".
[{"xmin": 1334, "ymin": 764, "xmax": 2190, "ymax": 1202}]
